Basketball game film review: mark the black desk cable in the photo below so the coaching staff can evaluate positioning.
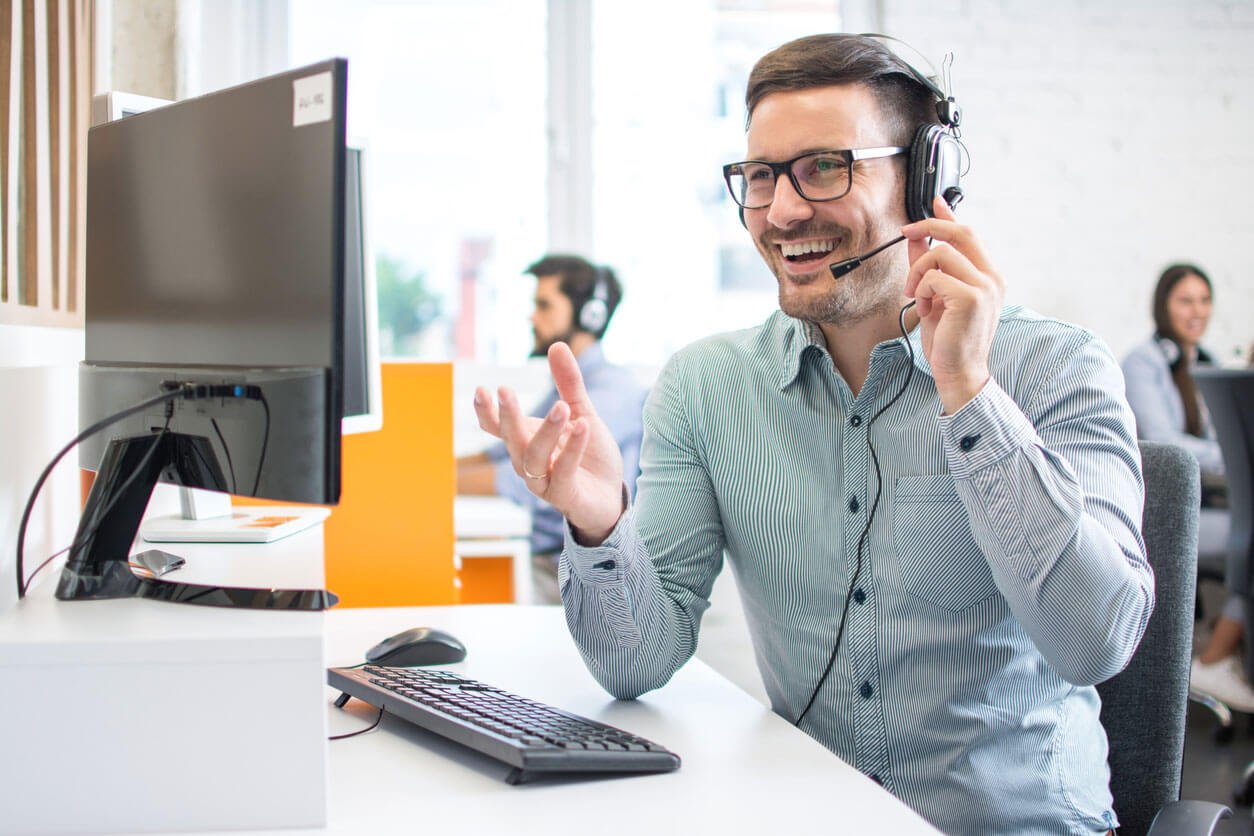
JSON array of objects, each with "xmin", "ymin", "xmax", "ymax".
[
  {"xmin": 15, "ymin": 383, "xmax": 266, "ymax": 599},
  {"xmin": 795, "ymin": 301, "xmax": 917, "ymax": 727}
]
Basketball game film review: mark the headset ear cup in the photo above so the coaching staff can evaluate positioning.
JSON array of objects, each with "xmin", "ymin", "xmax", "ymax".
[
  {"xmin": 905, "ymin": 125, "xmax": 962, "ymax": 222},
  {"xmin": 1156, "ymin": 336, "xmax": 1181, "ymax": 366},
  {"xmin": 906, "ymin": 125, "xmax": 938, "ymax": 222},
  {"xmin": 578, "ymin": 269, "xmax": 611, "ymax": 334},
  {"xmin": 578, "ymin": 298, "xmax": 608, "ymax": 334}
]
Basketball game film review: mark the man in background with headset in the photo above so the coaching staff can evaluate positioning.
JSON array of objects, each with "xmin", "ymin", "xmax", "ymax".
[
  {"xmin": 473, "ymin": 35, "xmax": 1149, "ymax": 833},
  {"xmin": 457, "ymin": 254, "xmax": 647, "ymax": 604}
]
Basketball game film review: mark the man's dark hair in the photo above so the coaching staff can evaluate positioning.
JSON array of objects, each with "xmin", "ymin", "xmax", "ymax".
[
  {"xmin": 745, "ymin": 34, "xmax": 939, "ymax": 148},
  {"xmin": 525, "ymin": 253, "xmax": 622, "ymax": 339}
]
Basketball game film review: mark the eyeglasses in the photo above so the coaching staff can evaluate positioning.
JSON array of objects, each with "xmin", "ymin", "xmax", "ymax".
[{"xmin": 722, "ymin": 146, "xmax": 908, "ymax": 209}]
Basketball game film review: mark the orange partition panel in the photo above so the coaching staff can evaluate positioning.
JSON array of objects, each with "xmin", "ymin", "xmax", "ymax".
[
  {"xmin": 321, "ymin": 362, "xmax": 456, "ymax": 607},
  {"xmin": 457, "ymin": 556, "xmax": 514, "ymax": 604}
]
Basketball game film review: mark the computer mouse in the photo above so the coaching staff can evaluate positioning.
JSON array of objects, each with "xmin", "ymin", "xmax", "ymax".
[{"xmin": 365, "ymin": 627, "xmax": 467, "ymax": 667}]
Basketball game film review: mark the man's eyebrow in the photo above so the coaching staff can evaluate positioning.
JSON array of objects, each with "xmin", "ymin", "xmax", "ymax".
[{"xmin": 741, "ymin": 146, "xmax": 852, "ymax": 162}]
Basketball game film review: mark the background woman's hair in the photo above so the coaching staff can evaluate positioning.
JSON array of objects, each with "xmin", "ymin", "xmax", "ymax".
[{"xmin": 1152, "ymin": 262, "xmax": 1213, "ymax": 437}]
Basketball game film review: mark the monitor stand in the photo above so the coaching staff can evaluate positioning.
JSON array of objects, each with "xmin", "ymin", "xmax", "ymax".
[
  {"xmin": 139, "ymin": 487, "xmax": 330, "ymax": 544},
  {"xmin": 56, "ymin": 432, "xmax": 338, "ymax": 610}
]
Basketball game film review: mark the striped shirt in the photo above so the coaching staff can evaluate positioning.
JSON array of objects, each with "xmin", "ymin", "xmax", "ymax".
[{"xmin": 560, "ymin": 306, "xmax": 1152, "ymax": 835}]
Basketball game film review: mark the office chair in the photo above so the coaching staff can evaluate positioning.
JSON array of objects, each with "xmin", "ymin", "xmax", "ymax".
[
  {"xmin": 1095, "ymin": 441, "xmax": 1230, "ymax": 835},
  {"xmin": 1193, "ymin": 368, "xmax": 1254, "ymax": 800}
]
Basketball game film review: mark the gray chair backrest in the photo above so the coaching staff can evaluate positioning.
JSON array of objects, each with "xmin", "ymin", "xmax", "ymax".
[
  {"xmin": 1096, "ymin": 441, "xmax": 1199, "ymax": 836},
  {"xmin": 1193, "ymin": 368, "xmax": 1254, "ymax": 597}
]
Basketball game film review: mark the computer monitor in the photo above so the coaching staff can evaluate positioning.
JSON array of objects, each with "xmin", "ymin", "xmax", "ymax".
[
  {"xmin": 134, "ymin": 143, "xmax": 384, "ymax": 543},
  {"xmin": 62, "ymin": 59, "xmax": 350, "ymax": 610},
  {"xmin": 90, "ymin": 94, "xmax": 383, "ymax": 542},
  {"xmin": 90, "ymin": 91, "xmax": 382, "ymax": 438},
  {"xmin": 340, "ymin": 145, "xmax": 383, "ymax": 436}
]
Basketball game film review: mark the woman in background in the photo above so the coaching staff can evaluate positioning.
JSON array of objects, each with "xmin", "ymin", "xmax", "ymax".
[{"xmin": 1122, "ymin": 263, "xmax": 1251, "ymax": 709}]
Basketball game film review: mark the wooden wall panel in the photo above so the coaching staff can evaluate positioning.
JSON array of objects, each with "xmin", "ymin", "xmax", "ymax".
[{"xmin": 0, "ymin": 0, "xmax": 90, "ymax": 328}]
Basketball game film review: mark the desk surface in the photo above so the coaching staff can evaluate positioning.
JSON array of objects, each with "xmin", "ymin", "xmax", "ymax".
[
  {"xmin": 306, "ymin": 604, "xmax": 937, "ymax": 835},
  {"xmin": 454, "ymin": 495, "xmax": 531, "ymax": 539},
  {"xmin": 3, "ymin": 542, "xmax": 936, "ymax": 835}
]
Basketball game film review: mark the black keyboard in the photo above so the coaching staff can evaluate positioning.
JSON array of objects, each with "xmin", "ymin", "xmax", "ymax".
[{"xmin": 327, "ymin": 665, "xmax": 681, "ymax": 784}]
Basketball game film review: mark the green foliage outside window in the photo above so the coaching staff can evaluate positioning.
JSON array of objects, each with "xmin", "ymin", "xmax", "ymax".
[{"xmin": 376, "ymin": 254, "xmax": 442, "ymax": 355}]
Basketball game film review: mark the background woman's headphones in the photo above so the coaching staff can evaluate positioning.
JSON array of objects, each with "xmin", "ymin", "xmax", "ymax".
[{"xmin": 1156, "ymin": 334, "xmax": 1182, "ymax": 366}]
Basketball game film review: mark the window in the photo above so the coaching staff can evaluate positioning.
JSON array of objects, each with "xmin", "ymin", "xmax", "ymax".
[
  {"xmin": 185, "ymin": 0, "xmax": 843, "ymax": 366},
  {"xmin": 588, "ymin": 1, "xmax": 842, "ymax": 365}
]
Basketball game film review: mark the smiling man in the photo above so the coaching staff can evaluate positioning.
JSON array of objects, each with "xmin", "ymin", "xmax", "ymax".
[{"xmin": 472, "ymin": 35, "xmax": 1151, "ymax": 833}]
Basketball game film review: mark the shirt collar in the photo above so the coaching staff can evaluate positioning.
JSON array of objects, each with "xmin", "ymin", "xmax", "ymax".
[{"xmin": 776, "ymin": 312, "xmax": 933, "ymax": 391}]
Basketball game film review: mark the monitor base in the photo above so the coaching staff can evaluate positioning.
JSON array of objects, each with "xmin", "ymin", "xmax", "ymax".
[{"xmin": 141, "ymin": 505, "xmax": 332, "ymax": 544}]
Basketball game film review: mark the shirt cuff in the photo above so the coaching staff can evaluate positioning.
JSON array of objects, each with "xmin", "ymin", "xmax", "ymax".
[
  {"xmin": 562, "ymin": 485, "xmax": 633, "ymax": 585},
  {"xmin": 939, "ymin": 378, "xmax": 1037, "ymax": 481}
]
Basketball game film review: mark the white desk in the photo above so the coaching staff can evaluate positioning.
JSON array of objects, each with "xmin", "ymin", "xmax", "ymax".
[
  {"xmin": 0, "ymin": 529, "xmax": 331, "ymax": 835},
  {"xmin": 454, "ymin": 495, "xmax": 533, "ymax": 603},
  {"xmin": 2, "ymin": 550, "xmax": 938, "ymax": 834},
  {"xmin": 307, "ymin": 604, "xmax": 938, "ymax": 835}
]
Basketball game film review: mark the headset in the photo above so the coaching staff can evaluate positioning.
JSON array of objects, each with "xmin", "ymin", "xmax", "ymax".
[
  {"xmin": 1155, "ymin": 334, "xmax": 1182, "ymax": 366},
  {"xmin": 577, "ymin": 267, "xmax": 611, "ymax": 335},
  {"xmin": 890, "ymin": 40, "xmax": 964, "ymax": 222}
]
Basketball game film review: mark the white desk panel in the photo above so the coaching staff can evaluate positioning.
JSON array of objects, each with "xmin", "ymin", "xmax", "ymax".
[
  {"xmin": 307, "ymin": 605, "xmax": 939, "ymax": 835},
  {"xmin": 0, "ymin": 529, "xmax": 331, "ymax": 834}
]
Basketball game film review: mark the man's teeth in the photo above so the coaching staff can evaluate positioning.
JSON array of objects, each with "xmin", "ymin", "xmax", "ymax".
[{"xmin": 781, "ymin": 239, "xmax": 836, "ymax": 258}]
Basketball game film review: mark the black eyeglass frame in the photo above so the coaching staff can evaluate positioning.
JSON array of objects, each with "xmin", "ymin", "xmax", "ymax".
[{"xmin": 722, "ymin": 146, "xmax": 908, "ymax": 209}]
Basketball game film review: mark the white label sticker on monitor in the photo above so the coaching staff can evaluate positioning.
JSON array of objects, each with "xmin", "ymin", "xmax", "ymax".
[{"xmin": 293, "ymin": 72, "xmax": 333, "ymax": 127}]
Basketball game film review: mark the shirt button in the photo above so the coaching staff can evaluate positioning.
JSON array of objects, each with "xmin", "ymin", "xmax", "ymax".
[
  {"xmin": 592, "ymin": 559, "xmax": 616, "ymax": 570},
  {"xmin": 870, "ymin": 774, "xmax": 883, "ymax": 786},
  {"xmin": 860, "ymin": 681, "xmax": 873, "ymax": 699},
  {"xmin": 849, "ymin": 414, "xmax": 863, "ymax": 427},
  {"xmin": 853, "ymin": 588, "xmax": 866, "ymax": 605},
  {"xmin": 848, "ymin": 495, "xmax": 859, "ymax": 513},
  {"xmin": 959, "ymin": 433, "xmax": 982, "ymax": 452}
]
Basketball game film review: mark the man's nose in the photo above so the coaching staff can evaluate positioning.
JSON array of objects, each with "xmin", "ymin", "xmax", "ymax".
[{"xmin": 765, "ymin": 173, "xmax": 813, "ymax": 228}]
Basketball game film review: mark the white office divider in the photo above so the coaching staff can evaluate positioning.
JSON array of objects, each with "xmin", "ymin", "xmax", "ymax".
[{"xmin": 0, "ymin": 529, "xmax": 330, "ymax": 834}]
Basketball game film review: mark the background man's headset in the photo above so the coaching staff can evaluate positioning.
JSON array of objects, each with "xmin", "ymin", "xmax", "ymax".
[{"xmin": 576, "ymin": 266, "xmax": 612, "ymax": 335}]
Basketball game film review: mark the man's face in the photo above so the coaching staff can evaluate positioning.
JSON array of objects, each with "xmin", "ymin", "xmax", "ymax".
[
  {"xmin": 530, "ymin": 275, "xmax": 577, "ymax": 357},
  {"xmin": 742, "ymin": 84, "xmax": 909, "ymax": 327}
]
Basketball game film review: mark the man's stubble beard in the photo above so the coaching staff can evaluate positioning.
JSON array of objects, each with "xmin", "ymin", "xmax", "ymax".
[
  {"xmin": 530, "ymin": 327, "xmax": 578, "ymax": 358},
  {"xmin": 777, "ymin": 255, "xmax": 902, "ymax": 328}
]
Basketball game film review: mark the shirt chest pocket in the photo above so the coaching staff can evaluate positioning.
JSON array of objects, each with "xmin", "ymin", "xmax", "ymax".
[{"xmin": 892, "ymin": 474, "xmax": 998, "ymax": 612}]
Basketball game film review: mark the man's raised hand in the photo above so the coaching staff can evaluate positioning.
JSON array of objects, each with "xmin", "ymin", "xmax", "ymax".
[{"xmin": 473, "ymin": 342, "xmax": 626, "ymax": 545}]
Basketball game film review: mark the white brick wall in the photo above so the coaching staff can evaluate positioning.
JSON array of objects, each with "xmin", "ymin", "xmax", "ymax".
[{"xmin": 880, "ymin": 0, "xmax": 1254, "ymax": 365}]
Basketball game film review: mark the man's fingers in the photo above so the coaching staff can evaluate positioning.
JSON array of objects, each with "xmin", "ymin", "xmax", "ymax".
[
  {"xmin": 902, "ymin": 196, "xmax": 994, "ymax": 277},
  {"xmin": 548, "ymin": 342, "xmax": 595, "ymax": 413},
  {"xmin": 473, "ymin": 387, "xmax": 501, "ymax": 436},
  {"xmin": 905, "ymin": 242, "xmax": 982, "ymax": 299},
  {"xmin": 520, "ymin": 400, "xmax": 570, "ymax": 481},
  {"xmin": 496, "ymin": 386, "xmax": 533, "ymax": 473},
  {"xmin": 547, "ymin": 418, "xmax": 590, "ymax": 493},
  {"xmin": 931, "ymin": 193, "xmax": 958, "ymax": 222}
]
